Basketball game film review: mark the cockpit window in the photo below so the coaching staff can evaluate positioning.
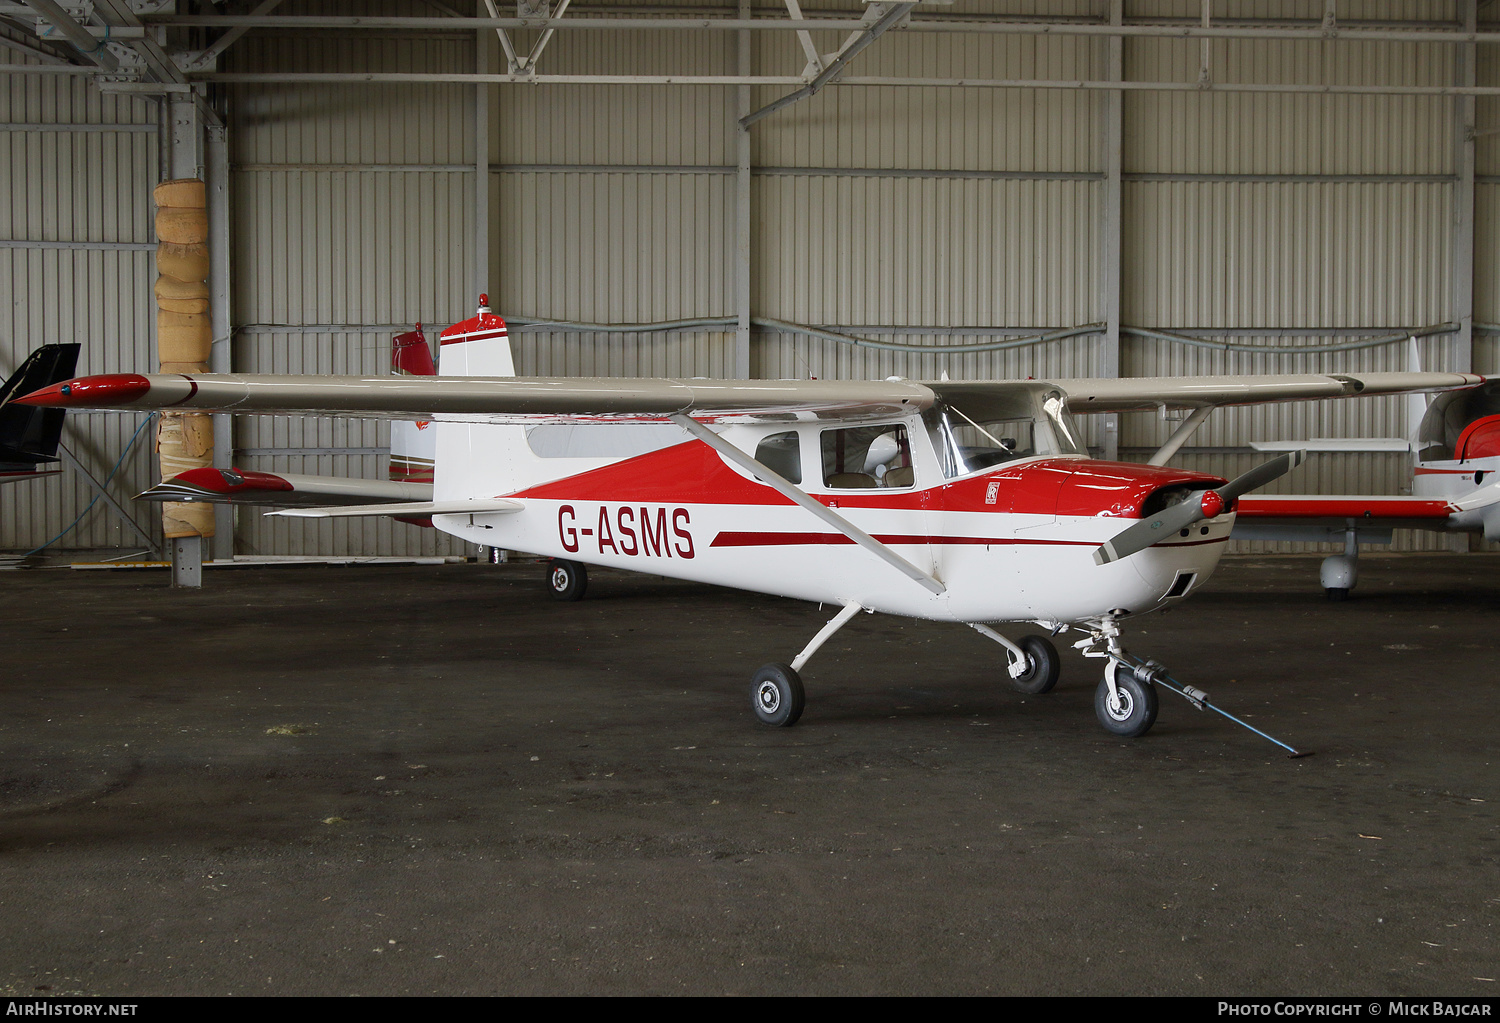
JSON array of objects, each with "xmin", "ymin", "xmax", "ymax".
[
  {"xmin": 1418, "ymin": 380, "xmax": 1500, "ymax": 462},
  {"xmin": 924, "ymin": 387, "xmax": 1086, "ymax": 479},
  {"xmin": 820, "ymin": 425, "xmax": 914, "ymax": 489}
]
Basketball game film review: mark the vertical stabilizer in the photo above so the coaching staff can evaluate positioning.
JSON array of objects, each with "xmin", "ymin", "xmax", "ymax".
[
  {"xmin": 0, "ymin": 343, "xmax": 81, "ymax": 479},
  {"xmin": 434, "ymin": 294, "xmax": 525, "ymax": 501},
  {"xmin": 438, "ymin": 294, "xmax": 514, "ymax": 378}
]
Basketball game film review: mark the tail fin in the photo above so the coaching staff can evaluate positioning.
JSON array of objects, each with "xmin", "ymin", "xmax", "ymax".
[
  {"xmin": 392, "ymin": 323, "xmax": 436, "ymax": 377},
  {"xmin": 0, "ymin": 343, "xmax": 81, "ymax": 474},
  {"xmin": 437, "ymin": 293, "xmax": 514, "ymax": 378},
  {"xmin": 389, "ymin": 326, "xmax": 436, "ymax": 485}
]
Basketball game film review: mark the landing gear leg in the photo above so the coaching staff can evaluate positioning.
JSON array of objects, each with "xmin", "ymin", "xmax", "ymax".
[
  {"xmin": 750, "ymin": 602, "xmax": 863, "ymax": 727},
  {"xmin": 968, "ymin": 623, "xmax": 1061, "ymax": 694}
]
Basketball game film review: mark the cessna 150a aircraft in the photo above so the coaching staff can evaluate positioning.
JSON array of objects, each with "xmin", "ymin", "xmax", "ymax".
[{"xmin": 17, "ymin": 299, "xmax": 1488, "ymax": 738}]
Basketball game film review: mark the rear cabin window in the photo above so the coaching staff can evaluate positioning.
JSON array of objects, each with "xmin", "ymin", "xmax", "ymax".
[
  {"xmin": 754, "ymin": 431, "xmax": 801, "ymax": 484},
  {"xmin": 820, "ymin": 425, "xmax": 914, "ymax": 489}
]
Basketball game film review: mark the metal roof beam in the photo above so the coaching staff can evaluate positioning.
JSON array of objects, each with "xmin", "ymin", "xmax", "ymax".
[
  {"xmin": 739, "ymin": 2, "xmax": 914, "ymax": 129},
  {"xmin": 21, "ymin": 0, "xmax": 118, "ymax": 70},
  {"xmin": 138, "ymin": 14, "xmax": 1500, "ymax": 45}
]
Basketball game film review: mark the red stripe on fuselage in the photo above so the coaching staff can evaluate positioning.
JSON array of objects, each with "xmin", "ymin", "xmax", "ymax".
[{"xmin": 709, "ymin": 531, "xmax": 1227, "ymax": 549}]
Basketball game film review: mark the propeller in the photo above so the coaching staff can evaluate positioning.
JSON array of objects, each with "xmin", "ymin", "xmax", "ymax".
[{"xmin": 1093, "ymin": 450, "xmax": 1306, "ymax": 566}]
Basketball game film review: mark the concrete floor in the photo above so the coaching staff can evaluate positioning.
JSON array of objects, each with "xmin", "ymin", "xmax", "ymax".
[{"xmin": 0, "ymin": 554, "xmax": 1495, "ymax": 996}]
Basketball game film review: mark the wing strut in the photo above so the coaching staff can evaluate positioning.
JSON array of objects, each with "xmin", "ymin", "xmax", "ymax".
[
  {"xmin": 1147, "ymin": 405, "xmax": 1214, "ymax": 466},
  {"xmin": 670, "ymin": 414, "xmax": 946, "ymax": 596}
]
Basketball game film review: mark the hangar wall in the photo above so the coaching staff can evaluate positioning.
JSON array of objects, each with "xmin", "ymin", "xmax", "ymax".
[{"xmin": 2, "ymin": 2, "xmax": 1497, "ymax": 559}]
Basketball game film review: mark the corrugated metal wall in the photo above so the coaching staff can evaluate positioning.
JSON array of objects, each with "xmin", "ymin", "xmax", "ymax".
[
  {"xmin": 3, "ymin": 1, "xmax": 1497, "ymax": 558},
  {"xmin": 228, "ymin": 31, "xmax": 477, "ymax": 557},
  {"xmin": 0, "ymin": 33, "xmax": 160, "ymax": 555}
]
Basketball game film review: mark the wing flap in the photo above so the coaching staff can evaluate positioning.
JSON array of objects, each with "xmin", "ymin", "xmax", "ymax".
[
  {"xmin": 1050, "ymin": 372, "xmax": 1484, "ymax": 413},
  {"xmin": 268, "ymin": 499, "xmax": 524, "ymax": 519}
]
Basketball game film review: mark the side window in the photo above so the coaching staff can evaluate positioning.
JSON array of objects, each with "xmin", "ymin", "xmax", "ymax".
[
  {"xmin": 820, "ymin": 425, "xmax": 913, "ymax": 489},
  {"xmin": 754, "ymin": 431, "xmax": 801, "ymax": 484}
]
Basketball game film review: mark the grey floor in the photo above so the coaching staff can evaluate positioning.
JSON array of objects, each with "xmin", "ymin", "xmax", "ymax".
[{"xmin": 0, "ymin": 554, "xmax": 1494, "ymax": 996}]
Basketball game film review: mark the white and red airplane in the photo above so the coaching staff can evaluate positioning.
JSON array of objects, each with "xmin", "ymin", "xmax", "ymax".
[
  {"xmin": 17, "ymin": 298, "xmax": 1488, "ymax": 738},
  {"xmin": 1232, "ymin": 379, "xmax": 1500, "ymax": 599}
]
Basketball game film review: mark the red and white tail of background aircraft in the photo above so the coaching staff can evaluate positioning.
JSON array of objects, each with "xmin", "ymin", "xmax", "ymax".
[{"xmin": 18, "ymin": 298, "xmax": 1489, "ymax": 738}]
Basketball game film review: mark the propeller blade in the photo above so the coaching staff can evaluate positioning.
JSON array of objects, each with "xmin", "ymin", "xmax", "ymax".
[
  {"xmin": 1093, "ymin": 450, "xmax": 1307, "ymax": 566},
  {"xmin": 1216, "ymin": 449, "xmax": 1306, "ymax": 502},
  {"xmin": 1093, "ymin": 498, "xmax": 1205, "ymax": 566}
]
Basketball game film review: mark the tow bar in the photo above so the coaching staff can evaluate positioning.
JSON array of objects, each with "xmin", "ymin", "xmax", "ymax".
[{"xmin": 1122, "ymin": 656, "xmax": 1314, "ymax": 759}]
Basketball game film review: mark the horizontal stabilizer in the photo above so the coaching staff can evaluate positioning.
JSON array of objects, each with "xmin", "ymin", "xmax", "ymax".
[
  {"xmin": 138, "ymin": 467, "xmax": 432, "ymax": 507},
  {"xmin": 267, "ymin": 499, "xmax": 524, "ymax": 519}
]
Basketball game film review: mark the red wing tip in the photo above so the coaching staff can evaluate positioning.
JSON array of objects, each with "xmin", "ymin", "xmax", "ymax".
[
  {"xmin": 14, "ymin": 374, "xmax": 152, "ymax": 408},
  {"xmin": 171, "ymin": 467, "xmax": 295, "ymax": 494}
]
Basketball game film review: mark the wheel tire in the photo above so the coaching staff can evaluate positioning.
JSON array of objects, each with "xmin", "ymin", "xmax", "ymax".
[
  {"xmin": 1094, "ymin": 662, "xmax": 1159, "ymax": 737},
  {"xmin": 547, "ymin": 559, "xmax": 588, "ymax": 602},
  {"xmin": 751, "ymin": 663, "xmax": 805, "ymax": 727},
  {"xmin": 1325, "ymin": 587, "xmax": 1349, "ymax": 601},
  {"xmin": 1009, "ymin": 635, "xmax": 1061, "ymax": 694}
]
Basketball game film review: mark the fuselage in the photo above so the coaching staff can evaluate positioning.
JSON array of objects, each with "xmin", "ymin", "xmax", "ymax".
[{"xmin": 432, "ymin": 413, "xmax": 1234, "ymax": 625}]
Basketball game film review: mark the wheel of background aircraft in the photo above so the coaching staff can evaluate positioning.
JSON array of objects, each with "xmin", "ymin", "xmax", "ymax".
[
  {"xmin": 1094, "ymin": 662, "xmax": 1158, "ymax": 737},
  {"xmin": 547, "ymin": 559, "xmax": 588, "ymax": 602},
  {"xmin": 1009, "ymin": 635, "xmax": 1061, "ymax": 695},
  {"xmin": 751, "ymin": 663, "xmax": 805, "ymax": 727}
]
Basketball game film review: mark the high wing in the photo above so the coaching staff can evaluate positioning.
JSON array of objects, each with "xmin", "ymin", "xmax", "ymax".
[
  {"xmin": 15, "ymin": 369, "xmax": 1484, "ymax": 422},
  {"xmin": 17, "ymin": 372, "xmax": 933, "ymax": 423}
]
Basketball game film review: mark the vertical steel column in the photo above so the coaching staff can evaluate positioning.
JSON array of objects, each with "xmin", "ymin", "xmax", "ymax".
[
  {"xmin": 1453, "ymin": 0, "xmax": 1477, "ymax": 552},
  {"xmin": 1452, "ymin": 0, "xmax": 1476, "ymax": 377},
  {"xmin": 207, "ymin": 119, "xmax": 234, "ymax": 563},
  {"xmin": 735, "ymin": 0, "xmax": 752, "ymax": 379},
  {"xmin": 1100, "ymin": 0, "xmax": 1123, "ymax": 461},
  {"xmin": 475, "ymin": 11, "xmax": 492, "ymax": 302},
  {"xmin": 167, "ymin": 93, "xmax": 204, "ymax": 587}
]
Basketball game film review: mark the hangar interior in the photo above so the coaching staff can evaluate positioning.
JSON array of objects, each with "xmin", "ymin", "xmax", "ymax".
[{"xmin": 2, "ymin": 0, "xmax": 1497, "ymax": 566}]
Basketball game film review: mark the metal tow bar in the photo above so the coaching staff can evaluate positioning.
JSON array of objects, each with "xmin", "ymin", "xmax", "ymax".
[{"xmin": 1123, "ymin": 656, "xmax": 1314, "ymax": 759}]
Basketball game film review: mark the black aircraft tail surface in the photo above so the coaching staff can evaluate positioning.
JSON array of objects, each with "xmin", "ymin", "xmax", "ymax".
[{"xmin": 0, "ymin": 343, "xmax": 81, "ymax": 483}]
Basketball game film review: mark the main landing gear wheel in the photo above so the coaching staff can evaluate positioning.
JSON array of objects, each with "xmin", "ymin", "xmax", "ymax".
[
  {"xmin": 751, "ymin": 663, "xmax": 805, "ymax": 727},
  {"xmin": 1009, "ymin": 635, "xmax": 1061, "ymax": 695},
  {"xmin": 546, "ymin": 558, "xmax": 588, "ymax": 602},
  {"xmin": 1094, "ymin": 661, "xmax": 1159, "ymax": 738}
]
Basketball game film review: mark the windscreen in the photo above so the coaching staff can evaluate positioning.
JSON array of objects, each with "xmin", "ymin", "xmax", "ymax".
[{"xmin": 923, "ymin": 388, "xmax": 1086, "ymax": 479}]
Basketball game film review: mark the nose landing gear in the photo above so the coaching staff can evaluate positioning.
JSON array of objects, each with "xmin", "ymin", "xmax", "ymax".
[{"xmin": 1074, "ymin": 616, "xmax": 1162, "ymax": 737}]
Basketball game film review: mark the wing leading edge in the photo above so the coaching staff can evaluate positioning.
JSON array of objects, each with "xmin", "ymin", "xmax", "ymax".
[{"xmin": 19, "ymin": 370, "xmax": 1484, "ymax": 424}]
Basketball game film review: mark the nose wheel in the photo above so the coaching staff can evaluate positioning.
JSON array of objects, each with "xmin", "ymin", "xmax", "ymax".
[{"xmin": 1094, "ymin": 660, "xmax": 1159, "ymax": 737}]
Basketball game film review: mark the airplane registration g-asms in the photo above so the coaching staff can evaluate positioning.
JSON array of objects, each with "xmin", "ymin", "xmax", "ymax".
[{"xmin": 18, "ymin": 297, "xmax": 1487, "ymax": 739}]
